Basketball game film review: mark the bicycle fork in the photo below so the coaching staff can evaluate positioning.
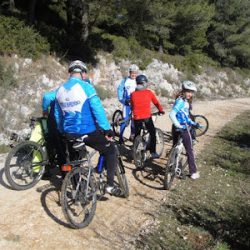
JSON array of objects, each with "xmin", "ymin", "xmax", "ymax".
[{"xmin": 175, "ymin": 143, "xmax": 184, "ymax": 177}]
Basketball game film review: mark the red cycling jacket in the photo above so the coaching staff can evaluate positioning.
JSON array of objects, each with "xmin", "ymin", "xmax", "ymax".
[{"xmin": 131, "ymin": 89, "xmax": 163, "ymax": 120}]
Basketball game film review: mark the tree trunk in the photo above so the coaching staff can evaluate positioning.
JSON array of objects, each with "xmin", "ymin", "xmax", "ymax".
[
  {"xmin": 29, "ymin": 0, "xmax": 37, "ymax": 24},
  {"xmin": 9, "ymin": 0, "xmax": 15, "ymax": 12},
  {"xmin": 66, "ymin": 0, "xmax": 74, "ymax": 31},
  {"xmin": 158, "ymin": 38, "xmax": 163, "ymax": 53},
  {"xmin": 80, "ymin": 0, "xmax": 89, "ymax": 42}
]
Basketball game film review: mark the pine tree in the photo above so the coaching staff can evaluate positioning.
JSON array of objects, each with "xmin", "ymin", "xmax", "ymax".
[{"xmin": 208, "ymin": 0, "xmax": 250, "ymax": 67}]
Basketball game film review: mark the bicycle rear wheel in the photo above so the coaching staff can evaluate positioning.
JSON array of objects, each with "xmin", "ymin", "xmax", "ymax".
[
  {"xmin": 163, "ymin": 147, "xmax": 177, "ymax": 190},
  {"xmin": 5, "ymin": 141, "xmax": 46, "ymax": 190},
  {"xmin": 193, "ymin": 115, "xmax": 209, "ymax": 137},
  {"xmin": 112, "ymin": 110, "xmax": 123, "ymax": 136},
  {"xmin": 61, "ymin": 167, "xmax": 97, "ymax": 229},
  {"xmin": 133, "ymin": 136, "xmax": 146, "ymax": 169},
  {"xmin": 155, "ymin": 128, "xmax": 164, "ymax": 157},
  {"xmin": 115, "ymin": 158, "xmax": 129, "ymax": 198}
]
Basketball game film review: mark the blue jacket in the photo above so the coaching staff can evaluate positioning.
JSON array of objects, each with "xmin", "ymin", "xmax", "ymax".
[
  {"xmin": 42, "ymin": 91, "xmax": 56, "ymax": 113},
  {"xmin": 169, "ymin": 97, "xmax": 196, "ymax": 129},
  {"xmin": 55, "ymin": 77, "xmax": 110, "ymax": 135}
]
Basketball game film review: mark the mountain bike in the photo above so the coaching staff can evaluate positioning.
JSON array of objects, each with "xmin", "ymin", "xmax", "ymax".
[
  {"xmin": 60, "ymin": 138, "xmax": 129, "ymax": 229},
  {"xmin": 4, "ymin": 117, "xmax": 50, "ymax": 190},
  {"xmin": 111, "ymin": 109, "xmax": 133, "ymax": 144},
  {"xmin": 133, "ymin": 112, "xmax": 164, "ymax": 169},
  {"xmin": 163, "ymin": 115, "xmax": 209, "ymax": 190}
]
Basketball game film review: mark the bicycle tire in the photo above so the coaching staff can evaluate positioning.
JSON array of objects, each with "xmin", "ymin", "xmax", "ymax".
[
  {"xmin": 155, "ymin": 128, "xmax": 164, "ymax": 157},
  {"xmin": 193, "ymin": 115, "xmax": 209, "ymax": 137},
  {"xmin": 163, "ymin": 147, "xmax": 178, "ymax": 190},
  {"xmin": 61, "ymin": 167, "xmax": 97, "ymax": 229},
  {"xmin": 112, "ymin": 109, "xmax": 123, "ymax": 136},
  {"xmin": 133, "ymin": 135, "xmax": 146, "ymax": 169},
  {"xmin": 5, "ymin": 141, "xmax": 46, "ymax": 190},
  {"xmin": 115, "ymin": 158, "xmax": 129, "ymax": 198}
]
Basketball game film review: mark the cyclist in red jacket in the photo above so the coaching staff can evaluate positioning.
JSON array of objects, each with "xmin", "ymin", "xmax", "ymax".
[{"xmin": 131, "ymin": 75, "xmax": 165, "ymax": 159}]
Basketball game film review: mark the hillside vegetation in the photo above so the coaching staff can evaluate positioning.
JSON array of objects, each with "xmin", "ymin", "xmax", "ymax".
[
  {"xmin": 0, "ymin": 1, "xmax": 250, "ymax": 146},
  {"xmin": 0, "ymin": 0, "xmax": 250, "ymax": 72}
]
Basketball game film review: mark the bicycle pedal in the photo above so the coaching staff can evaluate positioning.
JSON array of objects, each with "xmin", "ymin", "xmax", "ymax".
[{"xmin": 175, "ymin": 168, "xmax": 182, "ymax": 177}]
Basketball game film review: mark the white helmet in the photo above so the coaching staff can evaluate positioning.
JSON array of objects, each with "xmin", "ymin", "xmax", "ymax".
[
  {"xmin": 182, "ymin": 80, "xmax": 197, "ymax": 92},
  {"xmin": 68, "ymin": 60, "xmax": 88, "ymax": 73},
  {"xmin": 129, "ymin": 64, "xmax": 139, "ymax": 73}
]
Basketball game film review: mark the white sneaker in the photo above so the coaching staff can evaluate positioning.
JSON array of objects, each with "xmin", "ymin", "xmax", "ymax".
[
  {"xmin": 190, "ymin": 172, "xmax": 200, "ymax": 180},
  {"xmin": 105, "ymin": 185, "xmax": 121, "ymax": 196}
]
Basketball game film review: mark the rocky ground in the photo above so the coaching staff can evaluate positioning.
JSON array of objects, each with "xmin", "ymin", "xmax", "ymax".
[
  {"xmin": 0, "ymin": 54, "xmax": 250, "ymax": 145},
  {"xmin": 0, "ymin": 98, "xmax": 250, "ymax": 250}
]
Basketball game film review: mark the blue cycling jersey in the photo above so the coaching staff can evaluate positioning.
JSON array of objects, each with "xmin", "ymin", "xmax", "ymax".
[
  {"xmin": 55, "ymin": 77, "xmax": 110, "ymax": 135},
  {"xmin": 42, "ymin": 91, "xmax": 56, "ymax": 113},
  {"xmin": 169, "ymin": 97, "xmax": 196, "ymax": 129}
]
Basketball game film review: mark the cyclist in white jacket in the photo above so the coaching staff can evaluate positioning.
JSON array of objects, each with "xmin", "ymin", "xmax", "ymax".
[{"xmin": 117, "ymin": 64, "xmax": 139, "ymax": 143}]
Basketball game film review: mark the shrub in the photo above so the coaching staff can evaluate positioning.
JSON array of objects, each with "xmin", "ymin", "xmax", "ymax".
[
  {"xmin": 0, "ymin": 58, "xmax": 16, "ymax": 89},
  {"xmin": 101, "ymin": 34, "xmax": 153, "ymax": 69},
  {"xmin": 0, "ymin": 144, "xmax": 9, "ymax": 153},
  {"xmin": 0, "ymin": 16, "xmax": 50, "ymax": 59},
  {"xmin": 95, "ymin": 85, "xmax": 113, "ymax": 100},
  {"xmin": 159, "ymin": 88, "xmax": 170, "ymax": 97}
]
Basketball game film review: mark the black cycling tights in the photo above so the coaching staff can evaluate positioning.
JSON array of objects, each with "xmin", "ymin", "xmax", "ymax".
[{"xmin": 82, "ymin": 130, "xmax": 117, "ymax": 186}]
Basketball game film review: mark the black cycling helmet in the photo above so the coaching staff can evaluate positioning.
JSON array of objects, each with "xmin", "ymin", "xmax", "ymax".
[
  {"xmin": 136, "ymin": 74, "xmax": 148, "ymax": 85},
  {"xmin": 68, "ymin": 60, "xmax": 88, "ymax": 73}
]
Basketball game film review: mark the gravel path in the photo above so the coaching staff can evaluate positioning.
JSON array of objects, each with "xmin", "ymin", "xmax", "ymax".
[{"xmin": 0, "ymin": 98, "xmax": 250, "ymax": 250}]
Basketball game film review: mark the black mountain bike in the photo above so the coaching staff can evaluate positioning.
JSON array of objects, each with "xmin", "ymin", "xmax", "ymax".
[
  {"xmin": 133, "ymin": 112, "xmax": 164, "ymax": 169},
  {"xmin": 164, "ymin": 114, "xmax": 209, "ymax": 190},
  {"xmin": 60, "ymin": 138, "xmax": 129, "ymax": 229}
]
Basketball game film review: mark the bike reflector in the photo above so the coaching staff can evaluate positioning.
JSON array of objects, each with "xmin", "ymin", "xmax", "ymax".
[{"xmin": 61, "ymin": 164, "xmax": 72, "ymax": 172}]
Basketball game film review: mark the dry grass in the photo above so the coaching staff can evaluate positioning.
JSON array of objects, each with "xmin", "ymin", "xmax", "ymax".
[{"xmin": 134, "ymin": 111, "xmax": 250, "ymax": 250}]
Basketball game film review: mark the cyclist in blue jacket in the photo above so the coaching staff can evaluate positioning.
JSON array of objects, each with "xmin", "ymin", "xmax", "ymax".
[
  {"xmin": 169, "ymin": 80, "xmax": 201, "ymax": 180},
  {"xmin": 55, "ymin": 60, "xmax": 120, "ymax": 195},
  {"xmin": 117, "ymin": 64, "xmax": 139, "ymax": 143},
  {"xmin": 42, "ymin": 91, "xmax": 63, "ymax": 177}
]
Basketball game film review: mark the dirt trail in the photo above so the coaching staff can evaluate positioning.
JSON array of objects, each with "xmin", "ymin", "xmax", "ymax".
[{"xmin": 0, "ymin": 98, "xmax": 250, "ymax": 250}]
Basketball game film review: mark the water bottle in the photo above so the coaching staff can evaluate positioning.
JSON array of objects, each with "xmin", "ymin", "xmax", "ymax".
[{"xmin": 96, "ymin": 155, "xmax": 105, "ymax": 173}]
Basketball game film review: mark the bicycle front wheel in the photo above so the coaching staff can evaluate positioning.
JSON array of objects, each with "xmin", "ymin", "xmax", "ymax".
[
  {"xmin": 164, "ymin": 147, "xmax": 177, "ymax": 190},
  {"xmin": 193, "ymin": 115, "xmax": 209, "ymax": 137},
  {"xmin": 133, "ymin": 136, "xmax": 146, "ymax": 169},
  {"xmin": 61, "ymin": 167, "xmax": 97, "ymax": 229},
  {"xmin": 155, "ymin": 128, "xmax": 164, "ymax": 157},
  {"xmin": 115, "ymin": 158, "xmax": 129, "ymax": 198},
  {"xmin": 112, "ymin": 109, "xmax": 123, "ymax": 136},
  {"xmin": 5, "ymin": 141, "xmax": 46, "ymax": 190}
]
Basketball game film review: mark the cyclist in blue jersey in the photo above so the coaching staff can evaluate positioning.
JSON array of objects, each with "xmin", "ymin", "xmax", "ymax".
[
  {"xmin": 169, "ymin": 80, "xmax": 201, "ymax": 180},
  {"xmin": 42, "ymin": 91, "xmax": 64, "ymax": 177},
  {"xmin": 55, "ymin": 60, "xmax": 120, "ymax": 195},
  {"xmin": 117, "ymin": 64, "xmax": 139, "ymax": 143}
]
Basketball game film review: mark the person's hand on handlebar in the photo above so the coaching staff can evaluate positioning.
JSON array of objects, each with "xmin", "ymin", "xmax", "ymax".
[
  {"xmin": 124, "ymin": 100, "xmax": 130, "ymax": 106},
  {"xmin": 158, "ymin": 111, "xmax": 165, "ymax": 116},
  {"xmin": 104, "ymin": 129, "xmax": 114, "ymax": 141},
  {"xmin": 193, "ymin": 123, "xmax": 203, "ymax": 129}
]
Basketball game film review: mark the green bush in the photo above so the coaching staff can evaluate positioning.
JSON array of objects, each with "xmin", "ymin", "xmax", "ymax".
[
  {"xmin": 101, "ymin": 34, "xmax": 153, "ymax": 69},
  {"xmin": 0, "ymin": 16, "xmax": 50, "ymax": 59},
  {"xmin": 0, "ymin": 58, "xmax": 16, "ymax": 89},
  {"xmin": 95, "ymin": 84, "xmax": 113, "ymax": 100},
  {"xmin": 0, "ymin": 144, "xmax": 10, "ymax": 153}
]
